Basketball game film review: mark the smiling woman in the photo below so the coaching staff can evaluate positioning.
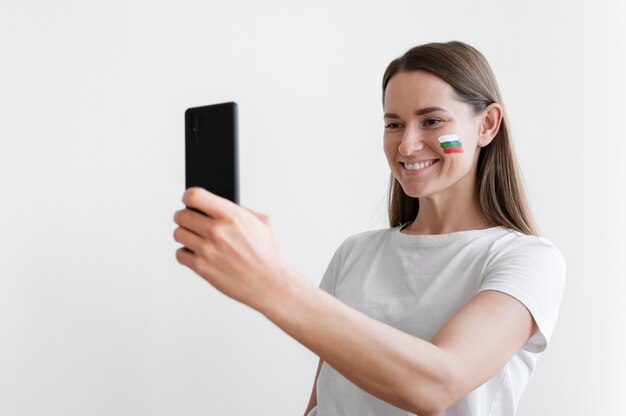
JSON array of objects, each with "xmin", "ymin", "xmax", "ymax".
[
  {"xmin": 303, "ymin": 41, "xmax": 566, "ymax": 416},
  {"xmin": 173, "ymin": 40, "xmax": 566, "ymax": 416},
  {"xmin": 380, "ymin": 42, "xmax": 537, "ymax": 237}
]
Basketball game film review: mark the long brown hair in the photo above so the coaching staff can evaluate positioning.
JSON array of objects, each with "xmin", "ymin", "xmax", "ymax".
[{"xmin": 382, "ymin": 41, "xmax": 539, "ymax": 236}]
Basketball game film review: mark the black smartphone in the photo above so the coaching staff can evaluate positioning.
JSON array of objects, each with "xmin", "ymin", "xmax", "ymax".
[{"xmin": 185, "ymin": 102, "xmax": 239, "ymax": 213}]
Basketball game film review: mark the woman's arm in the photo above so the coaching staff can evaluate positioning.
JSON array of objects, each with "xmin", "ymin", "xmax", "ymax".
[
  {"xmin": 173, "ymin": 189, "xmax": 536, "ymax": 414},
  {"xmin": 261, "ymin": 273, "xmax": 536, "ymax": 416}
]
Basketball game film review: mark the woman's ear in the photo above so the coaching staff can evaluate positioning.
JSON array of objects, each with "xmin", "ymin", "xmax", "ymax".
[{"xmin": 477, "ymin": 103, "xmax": 503, "ymax": 147}]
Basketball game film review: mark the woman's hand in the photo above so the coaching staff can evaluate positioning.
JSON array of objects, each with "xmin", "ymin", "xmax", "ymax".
[{"xmin": 173, "ymin": 187, "xmax": 298, "ymax": 312}]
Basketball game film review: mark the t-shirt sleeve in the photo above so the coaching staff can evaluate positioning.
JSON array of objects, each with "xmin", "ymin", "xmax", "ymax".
[
  {"xmin": 477, "ymin": 236, "xmax": 567, "ymax": 353},
  {"xmin": 318, "ymin": 235, "xmax": 354, "ymax": 296}
]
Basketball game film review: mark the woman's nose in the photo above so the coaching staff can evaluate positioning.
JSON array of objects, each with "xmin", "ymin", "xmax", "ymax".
[{"xmin": 398, "ymin": 127, "xmax": 425, "ymax": 155}]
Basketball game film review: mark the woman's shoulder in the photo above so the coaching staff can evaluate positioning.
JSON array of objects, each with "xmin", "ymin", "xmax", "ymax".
[
  {"xmin": 334, "ymin": 227, "xmax": 394, "ymax": 252},
  {"xmin": 349, "ymin": 226, "xmax": 395, "ymax": 241},
  {"xmin": 487, "ymin": 227, "xmax": 567, "ymax": 273},
  {"xmin": 494, "ymin": 227, "xmax": 563, "ymax": 253}
]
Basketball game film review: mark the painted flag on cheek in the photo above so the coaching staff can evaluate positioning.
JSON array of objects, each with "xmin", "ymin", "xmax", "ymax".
[{"xmin": 438, "ymin": 134, "xmax": 463, "ymax": 154}]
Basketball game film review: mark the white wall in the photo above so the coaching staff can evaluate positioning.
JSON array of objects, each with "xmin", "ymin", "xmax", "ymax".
[{"xmin": 1, "ymin": 1, "xmax": 624, "ymax": 415}]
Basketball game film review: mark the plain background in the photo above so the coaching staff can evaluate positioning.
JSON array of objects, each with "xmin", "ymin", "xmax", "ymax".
[{"xmin": 1, "ymin": 1, "xmax": 624, "ymax": 415}]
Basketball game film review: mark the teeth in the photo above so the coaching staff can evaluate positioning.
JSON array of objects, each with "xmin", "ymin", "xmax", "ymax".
[{"xmin": 404, "ymin": 160, "xmax": 435, "ymax": 171}]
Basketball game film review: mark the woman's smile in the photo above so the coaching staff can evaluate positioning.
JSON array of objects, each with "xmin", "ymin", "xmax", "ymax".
[{"xmin": 401, "ymin": 159, "xmax": 439, "ymax": 175}]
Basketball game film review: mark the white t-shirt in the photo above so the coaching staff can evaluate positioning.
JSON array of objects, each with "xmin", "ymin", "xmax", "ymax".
[{"xmin": 306, "ymin": 225, "xmax": 566, "ymax": 416}]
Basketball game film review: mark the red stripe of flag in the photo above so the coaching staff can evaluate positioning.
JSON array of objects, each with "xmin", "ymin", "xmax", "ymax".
[{"xmin": 443, "ymin": 147, "xmax": 463, "ymax": 154}]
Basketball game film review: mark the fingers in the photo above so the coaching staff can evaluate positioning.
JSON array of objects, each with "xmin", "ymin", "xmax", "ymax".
[
  {"xmin": 173, "ymin": 225, "xmax": 204, "ymax": 255},
  {"xmin": 183, "ymin": 187, "xmax": 236, "ymax": 220},
  {"xmin": 174, "ymin": 207, "xmax": 216, "ymax": 243},
  {"xmin": 175, "ymin": 246, "xmax": 196, "ymax": 268},
  {"xmin": 182, "ymin": 187, "xmax": 270, "ymax": 225}
]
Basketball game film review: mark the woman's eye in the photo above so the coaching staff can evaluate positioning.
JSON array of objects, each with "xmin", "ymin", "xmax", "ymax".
[
  {"xmin": 385, "ymin": 123, "xmax": 401, "ymax": 129},
  {"xmin": 425, "ymin": 119, "xmax": 441, "ymax": 126}
]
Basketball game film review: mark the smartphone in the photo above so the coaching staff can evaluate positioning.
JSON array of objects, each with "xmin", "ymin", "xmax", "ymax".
[{"xmin": 185, "ymin": 102, "xmax": 239, "ymax": 212}]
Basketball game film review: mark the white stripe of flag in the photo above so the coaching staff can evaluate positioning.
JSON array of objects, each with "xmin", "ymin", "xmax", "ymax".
[{"xmin": 438, "ymin": 134, "xmax": 460, "ymax": 143}]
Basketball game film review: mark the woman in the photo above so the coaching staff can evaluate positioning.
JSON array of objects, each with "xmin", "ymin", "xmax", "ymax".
[{"xmin": 173, "ymin": 41, "xmax": 566, "ymax": 416}]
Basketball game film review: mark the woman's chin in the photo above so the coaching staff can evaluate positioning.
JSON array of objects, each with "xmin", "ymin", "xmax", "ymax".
[{"xmin": 401, "ymin": 187, "xmax": 432, "ymax": 199}]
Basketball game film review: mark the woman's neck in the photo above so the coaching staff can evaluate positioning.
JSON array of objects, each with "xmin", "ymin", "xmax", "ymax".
[{"xmin": 402, "ymin": 179, "xmax": 493, "ymax": 235}]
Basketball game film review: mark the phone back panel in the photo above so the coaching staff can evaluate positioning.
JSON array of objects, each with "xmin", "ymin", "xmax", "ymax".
[{"xmin": 185, "ymin": 102, "xmax": 239, "ymax": 205}]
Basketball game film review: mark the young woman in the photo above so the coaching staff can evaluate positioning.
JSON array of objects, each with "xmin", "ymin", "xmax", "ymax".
[{"xmin": 173, "ymin": 41, "xmax": 566, "ymax": 416}]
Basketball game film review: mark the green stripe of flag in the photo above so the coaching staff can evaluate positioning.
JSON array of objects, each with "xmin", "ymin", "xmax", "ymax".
[{"xmin": 440, "ymin": 140, "xmax": 462, "ymax": 149}]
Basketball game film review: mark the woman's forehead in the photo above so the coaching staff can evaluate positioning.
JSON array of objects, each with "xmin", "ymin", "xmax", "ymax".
[
  {"xmin": 384, "ymin": 71, "xmax": 460, "ymax": 110},
  {"xmin": 385, "ymin": 71, "xmax": 455, "ymax": 103}
]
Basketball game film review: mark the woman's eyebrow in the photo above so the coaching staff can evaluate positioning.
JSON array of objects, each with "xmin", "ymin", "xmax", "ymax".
[{"xmin": 383, "ymin": 106, "xmax": 449, "ymax": 119}]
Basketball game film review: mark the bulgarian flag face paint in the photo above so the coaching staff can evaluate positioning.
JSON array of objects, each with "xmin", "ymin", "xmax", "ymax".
[{"xmin": 438, "ymin": 134, "xmax": 463, "ymax": 154}]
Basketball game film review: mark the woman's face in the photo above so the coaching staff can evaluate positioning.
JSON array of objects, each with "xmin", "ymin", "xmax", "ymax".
[{"xmin": 383, "ymin": 70, "xmax": 487, "ymax": 199}]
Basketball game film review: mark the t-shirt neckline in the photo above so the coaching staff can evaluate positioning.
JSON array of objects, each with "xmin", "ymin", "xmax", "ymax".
[{"xmin": 392, "ymin": 224, "xmax": 508, "ymax": 247}]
